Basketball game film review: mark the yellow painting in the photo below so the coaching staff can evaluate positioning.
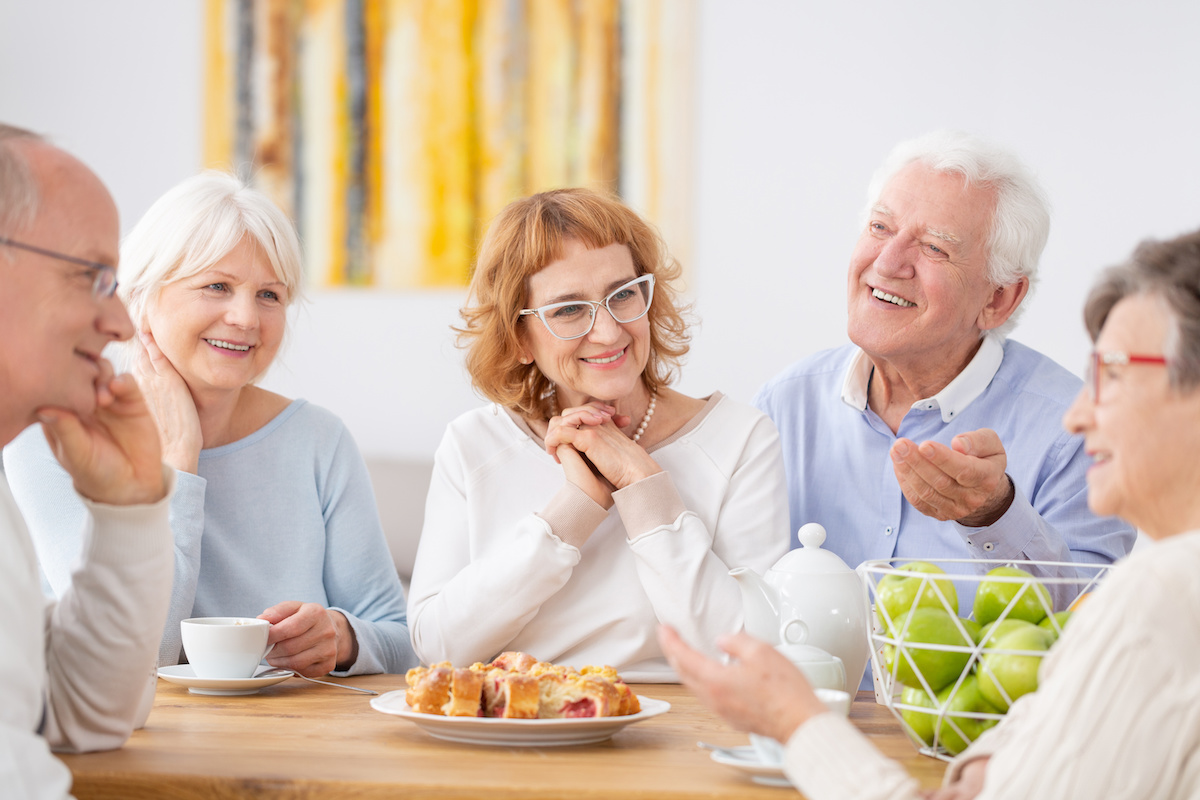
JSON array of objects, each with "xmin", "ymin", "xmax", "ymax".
[{"xmin": 203, "ymin": 0, "xmax": 695, "ymax": 288}]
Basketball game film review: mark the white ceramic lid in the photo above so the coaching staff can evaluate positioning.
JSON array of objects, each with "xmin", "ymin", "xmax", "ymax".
[
  {"xmin": 775, "ymin": 642, "xmax": 841, "ymax": 666},
  {"xmin": 768, "ymin": 523, "xmax": 855, "ymax": 575}
]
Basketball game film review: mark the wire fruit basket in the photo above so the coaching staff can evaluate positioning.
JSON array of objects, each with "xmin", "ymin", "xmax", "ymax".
[{"xmin": 858, "ymin": 558, "xmax": 1109, "ymax": 762}]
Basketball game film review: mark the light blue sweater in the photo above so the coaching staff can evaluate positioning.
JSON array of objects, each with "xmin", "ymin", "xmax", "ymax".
[{"xmin": 3, "ymin": 399, "xmax": 417, "ymax": 676}]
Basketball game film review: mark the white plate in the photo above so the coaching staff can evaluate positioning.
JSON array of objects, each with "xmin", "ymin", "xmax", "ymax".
[
  {"xmin": 157, "ymin": 664, "xmax": 294, "ymax": 696},
  {"xmin": 709, "ymin": 745, "xmax": 793, "ymax": 788},
  {"xmin": 370, "ymin": 691, "xmax": 669, "ymax": 746}
]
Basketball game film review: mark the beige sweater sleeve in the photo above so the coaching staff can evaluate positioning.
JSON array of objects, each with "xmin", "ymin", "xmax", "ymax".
[{"xmin": 41, "ymin": 469, "xmax": 175, "ymax": 753}]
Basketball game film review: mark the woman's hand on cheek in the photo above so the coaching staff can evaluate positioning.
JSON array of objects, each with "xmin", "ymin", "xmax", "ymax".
[
  {"xmin": 134, "ymin": 328, "xmax": 203, "ymax": 473},
  {"xmin": 259, "ymin": 601, "xmax": 358, "ymax": 677}
]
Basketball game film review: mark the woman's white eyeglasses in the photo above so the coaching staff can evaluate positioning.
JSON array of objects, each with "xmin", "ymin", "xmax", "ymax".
[{"xmin": 520, "ymin": 274, "xmax": 655, "ymax": 340}]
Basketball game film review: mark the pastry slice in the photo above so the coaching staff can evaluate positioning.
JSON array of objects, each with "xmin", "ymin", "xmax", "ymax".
[
  {"xmin": 441, "ymin": 668, "xmax": 485, "ymax": 717},
  {"xmin": 581, "ymin": 665, "xmax": 641, "ymax": 715},
  {"xmin": 482, "ymin": 670, "xmax": 540, "ymax": 718},
  {"xmin": 405, "ymin": 664, "xmax": 452, "ymax": 715},
  {"xmin": 488, "ymin": 651, "xmax": 538, "ymax": 673},
  {"xmin": 536, "ymin": 673, "xmax": 620, "ymax": 718}
]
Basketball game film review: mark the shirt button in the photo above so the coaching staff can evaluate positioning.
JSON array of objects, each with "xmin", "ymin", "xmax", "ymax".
[
  {"xmin": 885, "ymin": 526, "xmax": 893, "ymax": 536},
  {"xmin": 983, "ymin": 542, "xmax": 995, "ymax": 552}
]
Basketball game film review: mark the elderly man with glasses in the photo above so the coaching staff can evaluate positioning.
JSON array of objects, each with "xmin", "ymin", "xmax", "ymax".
[
  {"xmin": 754, "ymin": 132, "xmax": 1134, "ymax": 674},
  {"xmin": 0, "ymin": 123, "xmax": 173, "ymax": 799}
]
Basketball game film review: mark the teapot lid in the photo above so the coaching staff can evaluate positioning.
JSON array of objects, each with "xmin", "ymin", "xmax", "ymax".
[
  {"xmin": 770, "ymin": 523, "xmax": 854, "ymax": 575},
  {"xmin": 775, "ymin": 642, "xmax": 842, "ymax": 666}
]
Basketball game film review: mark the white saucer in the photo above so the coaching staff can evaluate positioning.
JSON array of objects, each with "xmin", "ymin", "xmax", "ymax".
[
  {"xmin": 157, "ymin": 664, "xmax": 294, "ymax": 696},
  {"xmin": 708, "ymin": 745, "xmax": 793, "ymax": 788}
]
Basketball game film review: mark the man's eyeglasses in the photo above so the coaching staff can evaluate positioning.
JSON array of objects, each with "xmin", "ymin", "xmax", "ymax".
[
  {"xmin": 0, "ymin": 236, "xmax": 119, "ymax": 298},
  {"xmin": 520, "ymin": 274, "xmax": 655, "ymax": 341},
  {"xmin": 1085, "ymin": 350, "xmax": 1168, "ymax": 403}
]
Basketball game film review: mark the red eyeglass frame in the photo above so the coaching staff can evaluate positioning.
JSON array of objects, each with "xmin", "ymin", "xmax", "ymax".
[{"xmin": 1086, "ymin": 351, "xmax": 1169, "ymax": 402}]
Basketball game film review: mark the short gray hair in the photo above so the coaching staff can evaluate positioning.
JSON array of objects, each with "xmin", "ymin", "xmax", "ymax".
[
  {"xmin": 114, "ymin": 170, "xmax": 305, "ymax": 369},
  {"xmin": 1084, "ymin": 229, "xmax": 1200, "ymax": 394},
  {"xmin": 864, "ymin": 131, "xmax": 1051, "ymax": 336},
  {"xmin": 0, "ymin": 123, "xmax": 46, "ymax": 241}
]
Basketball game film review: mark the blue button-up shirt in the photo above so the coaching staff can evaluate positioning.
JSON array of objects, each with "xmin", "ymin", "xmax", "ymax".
[{"xmin": 754, "ymin": 336, "xmax": 1135, "ymax": 575}]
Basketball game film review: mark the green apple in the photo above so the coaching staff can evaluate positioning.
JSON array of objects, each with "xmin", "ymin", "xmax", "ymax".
[
  {"xmin": 876, "ymin": 561, "xmax": 959, "ymax": 629},
  {"xmin": 977, "ymin": 618, "xmax": 1038, "ymax": 648},
  {"xmin": 972, "ymin": 566, "xmax": 1051, "ymax": 626},
  {"xmin": 888, "ymin": 608, "xmax": 973, "ymax": 693},
  {"xmin": 960, "ymin": 618, "xmax": 982, "ymax": 645},
  {"xmin": 977, "ymin": 625, "xmax": 1054, "ymax": 711},
  {"xmin": 1038, "ymin": 610, "xmax": 1073, "ymax": 642},
  {"xmin": 898, "ymin": 685, "xmax": 938, "ymax": 745},
  {"xmin": 935, "ymin": 674, "xmax": 1002, "ymax": 756}
]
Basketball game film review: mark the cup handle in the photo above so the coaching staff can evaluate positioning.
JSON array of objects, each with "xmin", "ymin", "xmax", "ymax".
[{"xmin": 262, "ymin": 622, "xmax": 275, "ymax": 661}]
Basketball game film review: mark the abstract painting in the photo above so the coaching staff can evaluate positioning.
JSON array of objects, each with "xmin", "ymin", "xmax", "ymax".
[{"xmin": 204, "ymin": 0, "xmax": 695, "ymax": 288}]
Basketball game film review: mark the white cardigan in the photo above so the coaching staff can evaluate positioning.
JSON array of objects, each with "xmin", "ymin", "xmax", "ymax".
[
  {"xmin": 408, "ymin": 393, "xmax": 791, "ymax": 682},
  {"xmin": 783, "ymin": 530, "xmax": 1200, "ymax": 800}
]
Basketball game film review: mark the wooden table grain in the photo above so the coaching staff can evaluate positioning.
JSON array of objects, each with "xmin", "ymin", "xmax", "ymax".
[{"xmin": 58, "ymin": 676, "xmax": 946, "ymax": 799}]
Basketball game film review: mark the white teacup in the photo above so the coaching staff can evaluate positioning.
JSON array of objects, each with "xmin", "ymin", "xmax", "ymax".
[
  {"xmin": 181, "ymin": 617, "xmax": 273, "ymax": 679},
  {"xmin": 750, "ymin": 687, "xmax": 852, "ymax": 765}
]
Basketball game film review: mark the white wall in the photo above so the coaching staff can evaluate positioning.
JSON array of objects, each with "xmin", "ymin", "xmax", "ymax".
[{"xmin": 3, "ymin": 0, "xmax": 1199, "ymax": 461}]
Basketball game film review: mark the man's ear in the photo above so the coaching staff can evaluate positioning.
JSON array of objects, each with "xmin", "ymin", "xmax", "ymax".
[{"xmin": 978, "ymin": 277, "xmax": 1029, "ymax": 332}]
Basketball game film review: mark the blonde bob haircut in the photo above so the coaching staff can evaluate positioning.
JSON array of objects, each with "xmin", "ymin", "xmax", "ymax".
[
  {"xmin": 113, "ymin": 170, "xmax": 303, "ymax": 366},
  {"xmin": 458, "ymin": 188, "xmax": 691, "ymax": 419}
]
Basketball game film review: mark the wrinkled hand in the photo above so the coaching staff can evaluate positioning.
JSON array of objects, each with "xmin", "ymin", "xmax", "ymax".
[
  {"xmin": 923, "ymin": 758, "xmax": 988, "ymax": 799},
  {"xmin": 38, "ymin": 358, "xmax": 167, "ymax": 506},
  {"xmin": 658, "ymin": 626, "xmax": 827, "ymax": 744},
  {"xmin": 545, "ymin": 402, "xmax": 662, "ymax": 507},
  {"xmin": 890, "ymin": 429, "xmax": 1014, "ymax": 527},
  {"xmin": 134, "ymin": 329, "xmax": 203, "ymax": 474},
  {"xmin": 259, "ymin": 601, "xmax": 357, "ymax": 677}
]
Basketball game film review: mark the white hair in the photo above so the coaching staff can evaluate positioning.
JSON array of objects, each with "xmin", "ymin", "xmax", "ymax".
[
  {"xmin": 864, "ymin": 130, "xmax": 1051, "ymax": 335},
  {"xmin": 115, "ymin": 170, "xmax": 304, "ymax": 365},
  {"xmin": 0, "ymin": 124, "xmax": 45, "ymax": 244}
]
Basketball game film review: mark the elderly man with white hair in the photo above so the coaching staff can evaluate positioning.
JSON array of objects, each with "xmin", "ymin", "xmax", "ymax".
[
  {"xmin": 0, "ymin": 123, "xmax": 173, "ymax": 799},
  {"xmin": 755, "ymin": 131, "xmax": 1134, "ymax": 595}
]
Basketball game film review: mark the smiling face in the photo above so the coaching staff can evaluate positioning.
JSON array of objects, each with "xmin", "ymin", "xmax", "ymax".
[
  {"xmin": 145, "ymin": 237, "xmax": 288, "ymax": 396},
  {"xmin": 0, "ymin": 143, "xmax": 132, "ymax": 438},
  {"xmin": 1063, "ymin": 293, "xmax": 1200, "ymax": 537},
  {"xmin": 847, "ymin": 162, "xmax": 1023, "ymax": 380},
  {"xmin": 522, "ymin": 239, "xmax": 650, "ymax": 410}
]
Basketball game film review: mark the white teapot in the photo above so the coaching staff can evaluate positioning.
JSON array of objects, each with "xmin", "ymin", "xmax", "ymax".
[{"xmin": 730, "ymin": 522, "xmax": 870, "ymax": 693}]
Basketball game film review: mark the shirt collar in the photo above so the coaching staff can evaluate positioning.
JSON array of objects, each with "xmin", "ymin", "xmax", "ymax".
[{"xmin": 840, "ymin": 334, "xmax": 1006, "ymax": 423}]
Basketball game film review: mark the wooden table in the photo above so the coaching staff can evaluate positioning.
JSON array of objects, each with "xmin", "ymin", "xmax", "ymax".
[{"xmin": 59, "ymin": 676, "xmax": 946, "ymax": 799}]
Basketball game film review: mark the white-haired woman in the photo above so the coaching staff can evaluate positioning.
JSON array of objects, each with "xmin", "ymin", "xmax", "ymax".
[
  {"xmin": 3, "ymin": 171, "xmax": 417, "ymax": 677},
  {"xmin": 663, "ymin": 228, "xmax": 1200, "ymax": 799}
]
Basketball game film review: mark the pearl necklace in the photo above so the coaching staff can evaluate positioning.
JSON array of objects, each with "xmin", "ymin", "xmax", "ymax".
[
  {"xmin": 632, "ymin": 388, "xmax": 658, "ymax": 443},
  {"xmin": 549, "ymin": 388, "xmax": 659, "ymax": 443}
]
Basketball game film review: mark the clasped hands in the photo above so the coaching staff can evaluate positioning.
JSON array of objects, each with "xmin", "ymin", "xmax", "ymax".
[
  {"xmin": 543, "ymin": 400, "xmax": 662, "ymax": 508},
  {"xmin": 889, "ymin": 428, "xmax": 1015, "ymax": 527}
]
